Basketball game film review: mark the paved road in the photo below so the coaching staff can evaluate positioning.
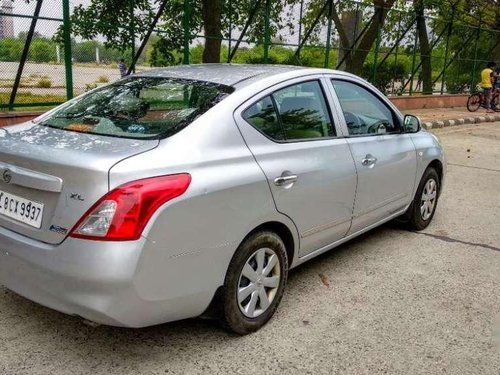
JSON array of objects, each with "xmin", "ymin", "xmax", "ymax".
[{"xmin": 0, "ymin": 123, "xmax": 499, "ymax": 375}]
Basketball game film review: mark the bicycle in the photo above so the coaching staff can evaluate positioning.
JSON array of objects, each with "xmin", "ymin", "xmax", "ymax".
[{"xmin": 467, "ymin": 88, "xmax": 499, "ymax": 112}]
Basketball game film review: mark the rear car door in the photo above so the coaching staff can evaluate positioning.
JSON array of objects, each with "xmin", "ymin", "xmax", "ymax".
[
  {"xmin": 328, "ymin": 78, "xmax": 417, "ymax": 234},
  {"xmin": 234, "ymin": 77, "xmax": 357, "ymax": 256}
]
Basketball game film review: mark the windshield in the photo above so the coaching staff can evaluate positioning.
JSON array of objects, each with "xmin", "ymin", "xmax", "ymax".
[{"xmin": 36, "ymin": 77, "xmax": 234, "ymax": 139}]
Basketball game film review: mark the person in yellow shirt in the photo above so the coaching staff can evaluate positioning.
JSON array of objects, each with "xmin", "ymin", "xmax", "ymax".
[{"xmin": 481, "ymin": 61, "xmax": 496, "ymax": 113}]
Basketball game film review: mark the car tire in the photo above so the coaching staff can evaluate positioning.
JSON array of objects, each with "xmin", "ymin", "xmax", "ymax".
[
  {"xmin": 405, "ymin": 167, "xmax": 440, "ymax": 231},
  {"xmin": 220, "ymin": 231, "xmax": 288, "ymax": 335}
]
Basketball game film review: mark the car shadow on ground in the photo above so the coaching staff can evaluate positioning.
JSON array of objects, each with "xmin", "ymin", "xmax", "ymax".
[{"xmin": 1, "ymin": 223, "xmax": 402, "ymax": 361}]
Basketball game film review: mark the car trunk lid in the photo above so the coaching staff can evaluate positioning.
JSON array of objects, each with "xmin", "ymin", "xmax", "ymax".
[{"xmin": 0, "ymin": 122, "xmax": 158, "ymax": 244}]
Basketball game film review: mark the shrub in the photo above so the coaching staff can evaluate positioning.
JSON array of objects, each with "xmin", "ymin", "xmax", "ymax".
[
  {"xmin": 97, "ymin": 75, "xmax": 110, "ymax": 83},
  {"xmin": 36, "ymin": 78, "xmax": 52, "ymax": 88}
]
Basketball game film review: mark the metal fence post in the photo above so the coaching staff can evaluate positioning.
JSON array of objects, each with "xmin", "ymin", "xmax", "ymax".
[
  {"xmin": 228, "ymin": 0, "xmax": 263, "ymax": 62},
  {"xmin": 129, "ymin": 0, "xmax": 135, "ymax": 73},
  {"xmin": 294, "ymin": 1, "xmax": 328, "ymax": 61},
  {"xmin": 441, "ymin": 5, "xmax": 455, "ymax": 94},
  {"xmin": 297, "ymin": 0, "xmax": 304, "ymax": 60},
  {"xmin": 128, "ymin": 0, "xmax": 168, "ymax": 75},
  {"xmin": 227, "ymin": 0, "xmax": 232, "ymax": 63},
  {"xmin": 62, "ymin": 0, "xmax": 73, "ymax": 100},
  {"xmin": 409, "ymin": 26, "xmax": 418, "ymax": 95},
  {"xmin": 371, "ymin": 6, "xmax": 383, "ymax": 83},
  {"xmin": 8, "ymin": 0, "xmax": 44, "ymax": 109},
  {"xmin": 392, "ymin": 11, "xmax": 402, "ymax": 94},
  {"xmin": 183, "ymin": 0, "xmax": 191, "ymax": 65},
  {"xmin": 470, "ymin": 23, "xmax": 481, "ymax": 92},
  {"xmin": 324, "ymin": 0, "xmax": 334, "ymax": 68},
  {"xmin": 264, "ymin": 0, "xmax": 271, "ymax": 63}
]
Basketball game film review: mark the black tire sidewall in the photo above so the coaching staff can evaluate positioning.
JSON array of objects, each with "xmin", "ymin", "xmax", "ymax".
[{"xmin": 221, "ymin": 231, "xmax": 288, "ymax": 335}]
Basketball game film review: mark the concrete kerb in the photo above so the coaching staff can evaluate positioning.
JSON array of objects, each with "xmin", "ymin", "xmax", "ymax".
[{"xmin": 422, "ymin": 114, "xmax": 500, "ymax": 130}]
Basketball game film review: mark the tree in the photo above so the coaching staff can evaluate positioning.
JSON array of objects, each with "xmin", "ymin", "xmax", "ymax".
[
  {"xmin": 60, "ymin": 0, "xmax": 299, "ymax": 64},
  {"xmin": 414, "ymin": 0, "xmax": 433, "ymax": 94},
  {"xmin": 73, "ymin": 40, "xmax": 99, "ymax": 62},
  {"xmin": 299, "ymin": 0, "xmax": 398, "ymax": 75},
  {"xmin": 436, "ymin": 0, "xmax": 500, "ymax": 92},
  {"xmin": 202, "ymin": 0, "xmax": 222, "ymax": 62}
]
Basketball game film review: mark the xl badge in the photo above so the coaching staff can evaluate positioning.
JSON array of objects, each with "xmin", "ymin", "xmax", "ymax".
[{"xmin": 2, "ymin": 169, "xmax": 12, "ymax": 184}]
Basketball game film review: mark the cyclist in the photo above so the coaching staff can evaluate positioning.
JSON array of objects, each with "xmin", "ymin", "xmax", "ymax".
[{"xmin": 480, "ymin": 61, "xmax": 496, "ymax": 113}]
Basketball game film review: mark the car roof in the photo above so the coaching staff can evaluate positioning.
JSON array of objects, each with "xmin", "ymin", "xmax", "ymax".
[{"xmin": 134, "ymin": 64, "xmax": 342, "ymax": 88}]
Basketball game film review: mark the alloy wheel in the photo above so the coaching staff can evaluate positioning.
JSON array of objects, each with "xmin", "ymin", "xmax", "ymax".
[
  {"xmin": 237, "ymin": 248, "xmax": 281, "ymax": 318},
  {"xmin": 420, "ymin": 178, "xmax": 437, "ymax": 221}
]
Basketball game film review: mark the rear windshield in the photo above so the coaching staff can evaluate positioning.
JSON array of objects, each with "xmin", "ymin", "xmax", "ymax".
[{"xmin": 36, "ymin": 77, "xmax": 234, "ymax": 139}]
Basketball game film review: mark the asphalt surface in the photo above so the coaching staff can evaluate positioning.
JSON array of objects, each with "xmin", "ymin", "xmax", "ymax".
[{"xmin": 0, "ymin": 122, "xmax": 499, "ymax": 375}]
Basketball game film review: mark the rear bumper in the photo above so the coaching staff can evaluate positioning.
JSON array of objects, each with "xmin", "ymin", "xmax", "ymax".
[{"xmin": 0, "ymin": 226, "xmax": 214, "ymax": 327}]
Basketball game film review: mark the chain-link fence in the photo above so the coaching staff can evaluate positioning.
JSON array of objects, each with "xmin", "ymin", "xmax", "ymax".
[
  {"xmin": 1, "ymin": 0, "xmax": 499, "ymax": 111},
  {"xmin": 0, "ymin": 0, "xmax": 149, "ymax": 111}
]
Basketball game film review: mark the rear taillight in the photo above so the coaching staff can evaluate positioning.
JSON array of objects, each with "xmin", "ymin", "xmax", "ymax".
[{"xmin": 70, "ymin": 174, "xmax": 191, "ymax": 241}]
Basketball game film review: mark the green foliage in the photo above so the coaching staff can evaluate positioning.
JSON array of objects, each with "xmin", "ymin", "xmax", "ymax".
[
  {"xmin": 362, "ymin": 60, "xmax": 408, "ymax": 94},
  {"xmin": 0, "ymin": 36, "xmax": 56, "ymax": 63},
  {"xmin": 29, "ymin": 40, "xmax": 56, "ymax": 63},
  {"xmin": 149, "ymin": 40, "xmax": 182, "ymax": 66},
  {"xmin": 0, "ymin": 33, "xmax": 129, "ymax": 65},
  {"xmin": 0, "ymin": 34, "xmax": 58, "ymax": 63},
  {"xmin": 62, "ymin": 0, "xmax": 301, "ymax": 65},
  {"xmin": 72, "ymin": 40, "xmax": 127, "ymax": 64},
  {"xmin": 55, "ymin": 0, "xmax": 156, "ymax": 52},
  {"xmin": 0, "ymin": 38, "xmax": 23, "ymax": 61},
  {"xmin": 232, "ymin": 46, "xmax": 294, "ymax": 64},
  {"xmin": 291, "ymin": 47, "xmax": 339, "ymax": 68},
  {"xmin": 73, "ymin": 40, "xmax": 99, "ymax": 62}
]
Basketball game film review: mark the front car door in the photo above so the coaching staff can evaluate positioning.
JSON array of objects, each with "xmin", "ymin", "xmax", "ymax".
[
  {"xmin": 327, "ymin": 77, "xmax": 417, "ymax": 234},
  {"xmin": 234, "ymin": 77, "xmax": 357, "ymax": 256}
]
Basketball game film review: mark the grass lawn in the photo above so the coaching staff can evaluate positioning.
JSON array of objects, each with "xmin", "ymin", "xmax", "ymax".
[{"xmin": 0, "ymin": 92, "xmax": 65, "ymax": 112}]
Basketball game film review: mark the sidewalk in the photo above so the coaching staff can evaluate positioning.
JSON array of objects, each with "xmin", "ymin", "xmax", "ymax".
[{"xmin": 405, "ymin": 107, "xmax": 500, "ymax": 129}]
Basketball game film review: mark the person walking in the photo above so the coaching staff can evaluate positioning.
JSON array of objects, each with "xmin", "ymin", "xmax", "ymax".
[
  {"xmin": 480, "ymin": 61, "xmax": 496, "ymax": 113},
  {"xmin": 118, "ymin": 59, "xmax": 128, "ymax": 78}
]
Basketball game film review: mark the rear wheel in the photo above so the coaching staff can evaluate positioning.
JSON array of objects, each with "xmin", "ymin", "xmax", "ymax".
[
  {"xmin": 220, "ymin": 231, "xmax": 288, "ymax": 335},
  {"xmin": 467, "ymin": 93, "xmax": 482, "ymax": 112},
  {"xmin": 405, "ymin": 167, "xmax": 440, "ymax": 231}
]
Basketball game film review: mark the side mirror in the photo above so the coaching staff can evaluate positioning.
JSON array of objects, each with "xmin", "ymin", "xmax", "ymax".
[{"xmin": 403, "ymin": 114, "xmax": 421, "ymax": 133}]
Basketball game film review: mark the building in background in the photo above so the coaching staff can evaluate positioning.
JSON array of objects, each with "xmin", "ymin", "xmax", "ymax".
[{"xmin": 0, "ymin": 0, "xmax": 15, "ymax": 38}]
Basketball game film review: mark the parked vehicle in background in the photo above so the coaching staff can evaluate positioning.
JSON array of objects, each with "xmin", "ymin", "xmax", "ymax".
[{"xmin": 0, "ymin": 64, "xmax": 445, "ymax": 334}]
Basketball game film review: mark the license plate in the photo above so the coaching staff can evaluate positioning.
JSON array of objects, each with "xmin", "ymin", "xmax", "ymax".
[{"xmin": 0, "ymin": 190, "xmax": 44, "ymax": 229}]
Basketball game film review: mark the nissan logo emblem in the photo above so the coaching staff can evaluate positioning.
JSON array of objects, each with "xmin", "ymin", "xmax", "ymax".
[{"xmin": 2, "ymin": 169, "xmax": 12, "ymax": 184}]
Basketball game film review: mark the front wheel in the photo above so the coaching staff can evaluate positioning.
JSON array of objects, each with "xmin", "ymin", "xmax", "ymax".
[
  {"xmin": 467, "ymin": 93, "xmax": 482, "ymax": 112},
  {"xmin": 220, "ymin": 231, "xmax": 288, "ymax": 335},
  {"xmin": 405, "ymin": 167, "xmax": 440, "ymax": 231}
]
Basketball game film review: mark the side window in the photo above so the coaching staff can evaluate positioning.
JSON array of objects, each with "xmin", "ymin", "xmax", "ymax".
[
  {"xmin": 242, "ymin": 80, "xmax": 335, "ymax": 142},
  {"xmin": 243, "ymin": 96, "xmax": 284, "ymax": 140},
  {"xmin": 273, "ymin": 81, "xmax": 335, "ymax": 140},
  {"xmin": 331, "ymin": 80, "xmax": 400, "ymax": 136}
]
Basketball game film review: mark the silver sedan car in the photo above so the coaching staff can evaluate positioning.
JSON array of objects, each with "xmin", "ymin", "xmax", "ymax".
[{"xmin": 0, "ymin": 65, "xmax": 445, "ymax": 334}]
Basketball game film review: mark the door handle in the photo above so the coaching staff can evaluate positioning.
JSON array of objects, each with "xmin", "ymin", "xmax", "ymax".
[
  {"xmin": 274, "ymin": 174, "xmax": 298, "ymax": 186},
  {"xmin": 361, "ymin": 154, "xmax": 377, "ymax": 167}
]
